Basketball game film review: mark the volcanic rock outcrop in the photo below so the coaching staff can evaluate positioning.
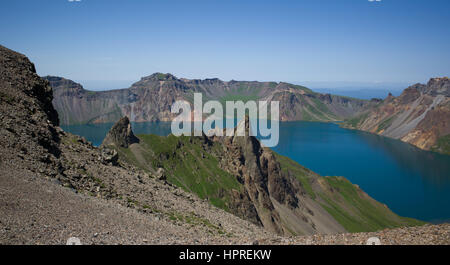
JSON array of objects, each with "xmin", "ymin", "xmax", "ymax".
[
  {"xmin": 343, "ymin": 77, "xmax": 450, "ymax": 154},
  {"xmin": 102, "ymin": 116, "xmax": 139, "ymax": 148}
]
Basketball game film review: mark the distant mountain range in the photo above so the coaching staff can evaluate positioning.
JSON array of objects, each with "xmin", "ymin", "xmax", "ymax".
[
  {"xmin": 342, "ymin": 77, "xmax": 450, "ymax": 155},
  {"xmin": 44, "ymin": 74, "xmax": 376, "ymax": 125},
  {"xmin": 302, "ymin": 81, "xmax": 408, "ymax": 100},
  {"xmin": 313, "ymin": 88, "xmax": 403, "ymax": 100}
]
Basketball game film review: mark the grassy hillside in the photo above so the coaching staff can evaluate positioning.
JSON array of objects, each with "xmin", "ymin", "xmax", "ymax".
[
  {"xmin": 117, "ymin": 134, "xmax": 242, "ymax": 210},
  {"xmin": 115, "ymin": 133, "xmax": 424, "ymax": 233},
  {"xmin": 272, "ymin": 153, "xmax": 424, "ymax": 232}
]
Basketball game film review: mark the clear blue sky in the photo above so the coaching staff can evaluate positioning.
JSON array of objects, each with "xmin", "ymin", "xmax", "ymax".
[{"xmin": 1, "ymin": 0, "xmax": 449, "ymax": 90}]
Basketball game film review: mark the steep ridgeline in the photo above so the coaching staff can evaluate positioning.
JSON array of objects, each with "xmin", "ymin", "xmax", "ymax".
[
  {"xmin": 0, "ymin": 47, "xmax": 61, "ymax": 174},
  {"xmin": 45, "ymin": 74, "xmax": 375, "ymax": 125},
  {"xmin": 104, "ymin": 116, "xmax": 423, "ymax": 236},
  {"xmin": 343, "ymin": 78, "xmax": 450, "ymax": 155}
]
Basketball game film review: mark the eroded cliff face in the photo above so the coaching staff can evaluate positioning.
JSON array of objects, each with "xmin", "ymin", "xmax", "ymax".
[
  {"xmin": 46, "ymin": 76, "xmax": 129, "ymax": 125},
  {"xmin": 46, "ymin": 74, "xmax": 374, "ymax": 125},
  {"xmin": 343, "ymin": 77, "xmax": 450, "ymax": 154},
  {"xmin": 214, "ymin": 118, "xmax": 306, "ymax": 235}
]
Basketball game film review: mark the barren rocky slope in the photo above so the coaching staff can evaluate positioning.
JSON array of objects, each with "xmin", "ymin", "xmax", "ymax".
[
  {"xmin": 45, "ymin": 74, "xmax": 375, "ymax": 125},
  {"xmin": 260, "ymin": 223, "xmax": 450, "ymax": 245},
  {"xmin": 343, "ymin": 78, "xmax": 450, "ymax": 154}
]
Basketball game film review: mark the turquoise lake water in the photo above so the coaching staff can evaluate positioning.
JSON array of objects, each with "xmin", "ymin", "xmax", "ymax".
[{"xmin": 62, "ymin": 121, "xmax": 450, "ymax": 223}]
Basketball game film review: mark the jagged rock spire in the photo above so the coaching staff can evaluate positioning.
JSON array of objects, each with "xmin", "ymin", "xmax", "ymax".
[
  {"xmin": 102, "ymin": 117, "xmax": 139, "ymax": 148},
  {"xmin": 235, "ymin": 115, "xmax": 253, "ymax": 137}
]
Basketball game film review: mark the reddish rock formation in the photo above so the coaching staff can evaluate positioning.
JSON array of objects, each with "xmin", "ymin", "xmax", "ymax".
[{"xmin": 343, "ymin": 77, "xmax": 450, "ymax": 154}]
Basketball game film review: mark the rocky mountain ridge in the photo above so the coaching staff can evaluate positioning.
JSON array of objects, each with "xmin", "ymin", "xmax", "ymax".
[{"xmin": 45, "ymin": 74, "xmax": 375, "ymax": 125}]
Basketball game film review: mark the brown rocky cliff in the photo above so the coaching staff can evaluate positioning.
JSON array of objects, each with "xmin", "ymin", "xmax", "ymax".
[
  {"xmin": 343, "ymin": 77, "xmax": 450, "ymax": 154},
  {"xmin": 214, "ymin": 117, "xmax": 315, "ymax": 235}
]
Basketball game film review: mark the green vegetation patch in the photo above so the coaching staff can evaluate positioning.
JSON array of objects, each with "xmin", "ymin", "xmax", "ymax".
[
  {"xmin": 156, "ymin": 73, "xmax": 171, "ymax": 80},
  {"xmin": 311, "ymin": 97, "xmax": 337, "ymax": 119},
  {"xmin": 274, "ymin": 152, "xmax": 316, "ymax": 199},
  {"xmin": 431, "ymin": 134, "xmax": 450, "ymax": 155},
  {"xmin": 122, "ymin": 134, "xmax": 242, "ymax": 211},
  {"xmin": 272, "ymin": 150, "xmax": 424, "ymax": 232},
  {"xmin": 377, "ymin": 115, "xmax": 396, "ymax": 132},
  {"xmin": 220, "ymin": 94, "xmax": 259, "ymax": 103},
  {"xmin": 86, "ymin": 90, "xmax": 97, "ymax": 96},
  {"xmin": 290, "ymin": 83, "xmax": 314, "ymax": 94},
  {"xmin": 344, "ymin": 112, "xmax": 369, "ymax": 128},
  {"xmin": 319, "ymin": 177, "xmax": 424, "ymax": 232}
]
